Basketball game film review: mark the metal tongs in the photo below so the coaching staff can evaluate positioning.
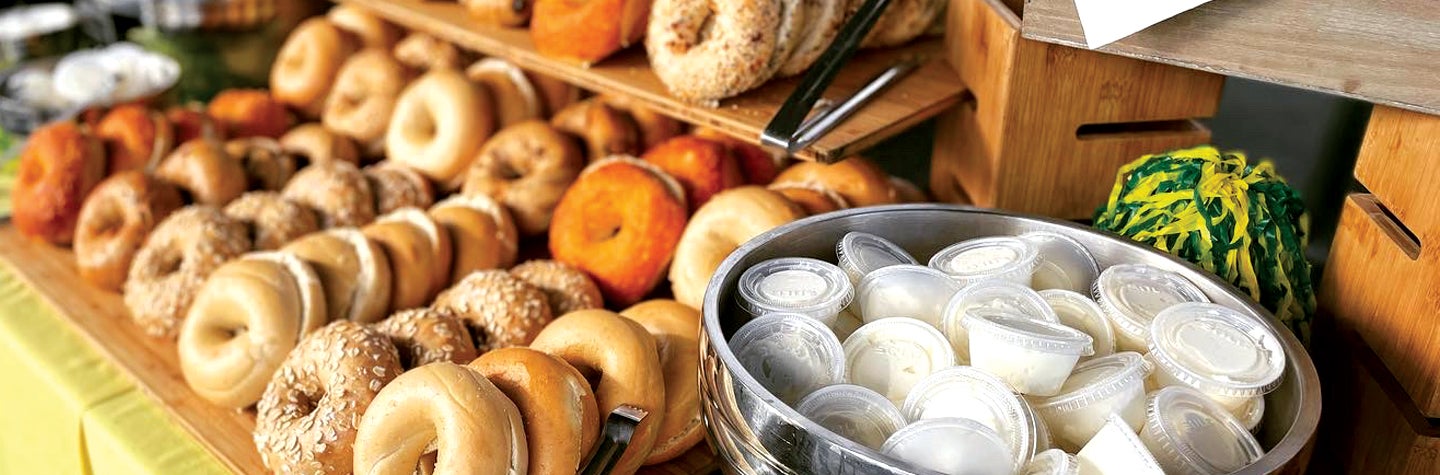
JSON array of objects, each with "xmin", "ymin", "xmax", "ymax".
[{"xmin": 760, "ymin": 0, "xmax": 918, "ymax": 155}]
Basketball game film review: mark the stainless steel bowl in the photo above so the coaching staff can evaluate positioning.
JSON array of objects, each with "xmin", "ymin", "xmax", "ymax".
[{"xmin": 700, "ymin": 204, "xmax": 1320, "ymax": 474}]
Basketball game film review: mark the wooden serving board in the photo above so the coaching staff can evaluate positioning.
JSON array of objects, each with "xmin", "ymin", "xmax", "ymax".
[{"xmin": 338, "ymin": 0, "xmax": 966, "ymax": 163}]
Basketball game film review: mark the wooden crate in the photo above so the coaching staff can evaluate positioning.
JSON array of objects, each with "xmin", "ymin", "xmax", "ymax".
[{"xmin": 929, "ymin": 0, "xmax": 1223, "ymax": 219}]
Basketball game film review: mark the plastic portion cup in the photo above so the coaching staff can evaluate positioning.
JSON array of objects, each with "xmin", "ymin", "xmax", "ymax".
[
  {"xmin": 963, "ymin": 309, "xmax": 1094, "ymax": 396},
  {"xmin": 1237, "ymin": 395, "xmax": 1265, "ymax": 433},
  {"xmin": 928, "ymin": 237, "xmax": 1040, "ymax": 287},
  {"xmin": 737, "ymin": 257, "xmax": 854, "ymax": 328},
  {"xmin": 882, "ymin": 418, "xmax": 1016, "ymax": 475},
  {"xmin": 1031, "ymin": 352, "xmax": 1152, "ymax": 451},
  {"xmin": 1040, "ymin": 289, "xmax": 1117, "ymax": 360},
  {"xmin": 1021, "ymin": 231, "xmax": 1100, "ymax": 293},
  {"xmin": 836, "ymin": 232, "xmax": 918, "ymax": 287},
  {"xmin": 843, "ymin": 317, "xmax": 957, "ymax": 405},
  {"xmin": 1093, "ymin": 264, "xmax": 1210, "ymax": 352},
  {"xmin": 796, "ymin": 384, "xmax": 908, "ymax": 450},
  {"xmin": 730, "ymin": 313, "xmax": 846, "ymax": 405},
  {"xmin": 832, "ymin": 305, "xmax": 864, "ymax": 342},
  {"xmin": 1076, "ymin": 414, "xmax": 1165, "ymax": 475},
  {"xmin": 856, "ymin": 265, "xmax": 962, "ymax": 327},
  {"xmin": 1140, "ymin": 386, "xmax": 1265, "ymax": 474},
  {"xmin": 1024, "ymin": 396, "xmax": 1054, "ymax": 453},
  {"xmin": 902, "ymin": 367, "xmax": 1036, "ymax": 469},
  {"xmin": 1023, "ymin": 449, "xmax": 1080, "ymax": 475},
  {"xmin": 1148, "ymin": 302, "xmax": 1286, "ymax": 408},
  {"xmin": 943, "ymin": 280, "xmax": 1059, "ymax": 364}
]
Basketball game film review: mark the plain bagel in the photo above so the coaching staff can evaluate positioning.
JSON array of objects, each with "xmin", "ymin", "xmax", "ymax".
[
  {"xmin": 469, "ymin": 347, "xmax": 600, "ymax": 474},
  {"xmin": 282, "ymin": 229, "xmax": 392, "ymax": 324},
  {"xmin": 619, "ymin": 300, "xmax": 706, "ymax": 465},
  {"xmin": 460, "ymin": 120, "xmax": 584, "ymax": 236},
  {"xmin": 669, "ymin": 186, "xmax": 804, "ymax": 308},
  {"xmin": 387, "ymin": 69, "xmax": 495, "ymax": 187},
  {"xmin": 429, "ymin": 194, "xmax": 520, "ymax": 282},
  {"xmin": 278, "ymin": 123, "xmax": 361, "ymax": 167},
  {"xmin": 270, "ymin": 18, "xmax": 356, "ymax": 117}
]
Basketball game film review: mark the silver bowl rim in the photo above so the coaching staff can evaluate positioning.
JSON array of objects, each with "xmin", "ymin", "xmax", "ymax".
[{"xmin": 701, "ymin": 203, "xmax": 1321, "ymax": 473}]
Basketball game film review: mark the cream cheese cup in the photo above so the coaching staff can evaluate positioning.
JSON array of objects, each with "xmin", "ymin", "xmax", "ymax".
[
  {"xmin": 1021, "ymin": 231, "xmax": 1100, "ymax": 293},
  {"xmin": 856, "ymin": 265, "xmax": 962, "ymax": 327},
  {"xmin": 942, "ymin": 280, "xmax": 1058, "ymax": 364},
  {"xmin": 1147, "ymin": 302, "xmax": 1286, "ymax": 412},
  {"xmin": 1031, "ymin": 352, "xmax": 1152, "ymax": 451},
  {"xmin": 1139, "ymin": 386, "xmax": 1265, "ymax": 474},
  {"xmin": 962, "ymin": 309, "xmax": 1094, "ymax": 396},
  {"xmin": 1237, "ymin": 395, "xmax": 1265, "ymax": 433},
  {"xmin": 842, "ymin": 317, "xmax": 956, "ymax": 405},
  {"xmin": 1023, "ymin": 449, "xmax": 1080, "ymax": 475},
  {"xmin": 729, "ymin": 313, "xmax": 846, "ymax": 405},
  {"xmin": 1092, "ymin": 264, "xmax": 1209, "ymax": 352},
  {"xmin": 882, "ymin": 418, "xmax": 1016, "ymax": 475},
  {"xmin": 928, "ymin": 236, "xmax": 1040, "ymax": 287},
  {"xmin": 835, "ymin": 232, "xmax": 918, "ymax": 287},
  {"xmin": 796, "ymin": 383, "xmax": 908, "ymax": 450},
  {"xmin": 737, "ymin": 257, "xmax": 854, "ymax": 328},
  {"xmin": 1040, "ymin": 289, "xmax": 1117, "ymax": 360},
  {"xmin": 902, "ymin": 367, "xmax": 1038, "ymax": 469},
  {"xmin": 1076, "ymin": 414, "xmax": 1164, "ymax": 475}
]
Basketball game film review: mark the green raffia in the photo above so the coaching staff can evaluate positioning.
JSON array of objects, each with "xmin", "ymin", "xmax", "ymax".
[{"xmin": 1093, "ymin": 145, "xmax": 1316, "ymax": 345}]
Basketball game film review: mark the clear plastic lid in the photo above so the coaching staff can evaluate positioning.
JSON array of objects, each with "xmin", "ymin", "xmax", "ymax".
[
  {"xmin": 1034, "ymin": 352, "xmax": 1152, "ymax": 413},
  {"xmin": 882, "ymin": 418, "xmax": 1016, "ymax": 475},
  {"xmin": 737, "ymin": 257, "xmax": 854, "ymax": 325},
  {"xmin": 943, "ymin": 281, "xmax": 1059, "ymax": 363},
  {"xmin": 928, "ymin": 237, "xmax": 1040, "ymax": 286},
  {"xmin": 1148, "ymin": 302, "xmax": 1286, "ymax": 398},
  {"xmin": 796, "ymin": 384, "xmax": 908, "ymax": 450},
  {"xmin": 902, "ymin": 367, "xmax": 1035, "ymax": 469},
  {"xmin": 962, "ymin": 310, "xmax": 1095, "ymax": 356},
  {"xmin": 1142, "ymin": 386, "xmax": 1264, "ymax": 474},
  {"xmin": 842, "ymin": 317, "xmax": 957, "ymax": 404},
  {"xmin": 836, "ymin": 232, "xmax": 918, "ymax": 286},
  {"xmin": 1021, "ymin": 232, "xmax": 1101, "ymax": 293},
  {"xmin": 1023, "ymin": 397, "xmax": 1054, "ymax": 453},
  {"xmin": 1093, "ymin": 264, "xmax": 1210, "ymax": 344},
  {"xmin": 1040, "ymin": 289, "xmax": 1117, "ymax": 359},
  {"xmin": 1024, "ymin": 449, "xmax": 1080, "ymax": 475},
  {"xmin": 856, "ymin": 265, "xmax": 962, "ymax": 327},
  {"xmin": 730, "ymin": 313, "xmax": 846, "ymax": 405},
  {"xmin": 1237, "ymin": 395, "xmax": 1265, "ymax": 433},
  {"xmin": 1077, "ymin": 414, "xmax": 1164, "ymax": 474}
]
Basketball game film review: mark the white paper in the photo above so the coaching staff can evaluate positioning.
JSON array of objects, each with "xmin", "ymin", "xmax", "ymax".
[{"xmin": 1073, "ymin": 0, "xmax": 1211, "ymax": 49}]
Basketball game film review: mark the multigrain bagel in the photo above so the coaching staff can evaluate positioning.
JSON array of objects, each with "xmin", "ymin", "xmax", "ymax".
[
  {"xmin": 550, "ymin": 99, "xmax": 641, "ymax": 162},
  {"xmin": 326, "ymin": 4, "xmax": 401, "ymax": 49},
  {"xmin": 223, "ymin": 191, "xmax": 319, "ymax": 251},
  {"xmin": 642, "ymin": 135, "xmax": 744, "ymax": 211},
  {"xmin": 224, "ymin": 137, "xmax": 297, "ymax": 191},
  {"xmin": 256, "ymin": 321, "xmax": 403, "ymax": 475},
  {"xmin": 619, "ymin": 300, "xmax": 705, "ymax": 464},
  {"xmin": 364, "ymin": 162, "xmax": 435, "ymax": 215},
  {"xmin": 469, "ymin": 347, "xmax": 601, "ymax": 474},
  {"xmin": 388, "ymin": 69, "xmax": 495, "ymax": 187},
  {"xmin": 362, "ymin": 208, "xmax": 452, "ymax": 311},
  {"xmin": 372, "ymin": 307, "xmax": 478, "ymax": 368},
  {"xmin": 466, "ymin": 59, "xmax": 542, "ymax": 128},
  {"xmin": 460, "ymin": 120, "xmax": 584, "ymax": 236},
  {"xmin": 646, "ymin": 0, "xmax": 780, "ymax": 103},
  {"xmin": 394, "ymin": 32, "xmax": 467, "ymax": 71},
  {"xmin": 860, "ymin": 0, "xmax": 944, "ymax": 48},
  {"xmin": 529, "ymin": 309, "xmax": 664, "ymax": 475},
  {"xmin": 124, "ymin": 206, "xmax": 252, "ymax": 338},
  {"xmin": 282, "ymin": 229, "xmax": 392, "ymax": 323},
  {"xmin": 767, "ymin": 182, "xmax": 848, "ymax": 215},
  {"xmin": 770, "ymin": 156, "xmax": 897, "ymax": 206},
  {"xmin": 779, "ymin": 0, "xmax": 850, "ymax": 77},
  {"xmin": 178, "ymin": 252, "xmax": 325, "ymax": 408},
  {"xmin": 281, "ymin": 160, "xmax": 376, "ymax": 228},
  {"xmin": 549, "ymin": 156, "xmax": 688, "ymax": 307},
  {"xmin": 603, "ymin": 95, "xmax": 682, "ymax": 150},
  {"xmin": 429, "ymin": 194, "xmax": 520, "ymax": 281},
  {"xmin": 270, "ymin": 18, "xmax": 356, "ymax": 117},
  {"xmin": 96, "ymin": 104, "xmax": 173, "ymax": 174},
  {"xmin": 74, "ymin": 171, "xmax": 184, "ymax": 290},
  {"xmin": 352, "ymin": 362, "xmax": 526, "ymax": 475},
  {"xmin": 510, "ymin": 259, "xmax": 604, "ymax": 316},
  {"xmin": 324, "ymin": 49, "xmax": 412, "ymax": 148},
  {"xmin": 766, "ymin": 0, "xmax": 808, "ymax": 78},
  {"xmin": 280, "ymin": 123, "xmax": 361, "ymax": 167},
  {"xmin": 531, "ymin": 0, "xmax": 652, "ymax": 64},
  {"xmin": 155, "ymin": 139, "xmax": 247, "ymax": 206},
  {"xmin": 432, "ymin": 269, "xmax": 553, "ymax": 352},
  {"xmin": 669, "ymin": 186, "xmax": 803, "ymax": 308}
]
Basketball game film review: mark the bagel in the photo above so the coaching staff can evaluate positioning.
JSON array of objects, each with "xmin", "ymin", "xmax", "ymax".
[
  {"xmin": 694, "ymin": 127, "xmax": 784, "ymax": 184},
  {"xmin": 208, "ymin": 89, "xmax": 290, "ymax": 139},
  {"xmin": 550, "ymin": 99, "xmax": 641, "ymax": 162},
  {"xmin": 282, "ymin": 229, "xmax": 393, "ymax": 324},
  {"xmin": 529, "ymin": 309, "xmax": 664, "ymax": 475},
  {"xmin": 460, "ymin": 120, "xmax": 584, "ymax": 236},
  {"xmin": 527, "ymin": 71, "xmax": 580, "ymax": 116},
  {"xmin": 619, "ymin": 300, "xmax": 705, "ymax": 464},
  {"xmin": 429, "ymin": 194, "xmax": 520, "ymax": 281},
  {"xmin": 362, "ymin": 208, "xmax": 453, "ymax": 311},
  {"xmin": 224, "ymin": 137, "xmax": 297, "ymax": 191},
  {"xmin": 394, "ymin": 32, "xmax": 467, "ymax": 71},
  {"xmin": 388, "ymin": 69, "xmax": 495, "ymax": 187},
  {"xmin": 890, "ymin": 175, "xmax": 928, "ymax": 203},
  {"xmin": 352, "ymin": 362, "xmax": 526, "ymax": 475},
  {"xmin": 364, "ymin": 162, "xmax": 435, "ymax": 215},
  {"xmin": 372, "ymin": 307, "xmax": 478, "ymax": 368},
  {"xmin": 770, "ymin": 156, "xmax": 897, "ymax": 206},
  {"xmin": 642, "ymin": 135, "xmax": 745, "ymax": 211},
  {"xmin": 432, "ymin": 269, "xmax": 553, "ymax": 352},
  {"xmin": 222, "ymin": 191, "xmax": 320, "ymax": 251},
  {"xmin": 281, "ymin": 160, "xmax": 377, "ymax": 228},
  {"xmin": 326, "ymin": 4, "xmax": 401, "ymax": 49},
  {"xmin": 469, "ymin": 347, "xmax": 600, "ymax": 474},
  {"xmin": 669, "ymin": 186, "xmax": 804, "ymax": 308},
  {"xmin": 271, "ymin": 18, "xmax": 356, "ymax": 117},
  {"xmin": 549, "ymin": 156, "xmax": 688, "ymax": 307},
  {"xmin": 178, "ymin": 252, "xmax": 325, "ymax": 408},
  {"xmin": 256, "ymin": 321, "xmax": 403, "ymax": 475},
  {"xmin": 462, "ymin": 0, "xmax": 533, "ymax": 26},
  {"xmin": 165, "ymin": 104, "xmax": 223, "ymax": 144},
  {"xmin": 324, "ymin": 49, "xmax": 412, "ymax": 148},
  {"xmin": 779, "ymin": 0, "xmax": 850, "ymax": 76},
  {"xmin": 279, "ymin": 123, "xmax": 360, "ymax": 167},
  {"xmin": 510, "ymin": 259, "xmax": 604, "ymax": 316},
  {"xmin": 74, "ymin": 171, "xmax": 184, "ymax": 290},
  {"xmin": 531, "ymin": 0, "xmax": 651, "ymax": 64},
  {"xmin": 766, "ymin": 0, "xmax": 808, "ymax": 78},
  {"xmin": 466, "ymin": 59, "xmax": 542, "ymax": 128},
  {"xmin": 10, "ymin": 121, "xmax": 106, "ymax": 245},
  {"xmin": 155, "ymin": 139, "xmax": 247, "ymax": 206},
  {"xmin": 96, "ymin": 104, "xmax": 174, "ymax": 174},
  {"xmin": 646, "ymin": 0, "xmax": 780, "ymax": 103},
  {"xmin": 860, "ymin": 0, "xmax": 944, "ymax": 48},
  {"xmin": 603, "ymin": 95, "xmax": 682, "ymax": 150},
  {"xmin": 767, "ymin": 182, "xmax": 848, "ymax": 215},
  {"xmin": 124, "ymin": 206, "xmax": 252, "ymax": 338}
]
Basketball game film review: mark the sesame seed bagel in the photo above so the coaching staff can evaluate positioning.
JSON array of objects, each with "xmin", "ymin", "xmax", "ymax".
[
  {"xmin": 778, "ymin": 0, "xmax": 849, "ymax": 77},
  {"xmin": 364, "ymin": 162, "xmax": 435, "ymax": 215},
  {"xmin": 223, "ymin": 191, "xmax": 320, "ymax": 251},
  {"xmin": 282, "ymin": 160, "xmax": 377, "ymax": 228},
  {"xmin": 469, "ymin": 347, "xmax": 600, "ymax": 474},
  {"xmin": 765, "ymin": 0, "xmax": 808, "ymax": 79},
  {"xmin": 432, "ymin": 269, "xmax": 554, "ymax": 352},
  {"xmin": 510, "ymin": 259, "xmax": 604, "ymax": 316},
  {"xmin": 371, "ymin": 308, "xmax": 478, "ymax": 369},
  {"xmin": 646, "ymin": 0, "xmax": 780, "ymax": 104},
  {"xmin": 124, "ymin": 206, "xmax": 252, "ymax": 338},
  {"xmin": 860, "ymin": 0, "xmax": 944, "ymax": 48},
  {"xmin": 224, "ymin": 137, "xmax": 297, "ymax": 192}
]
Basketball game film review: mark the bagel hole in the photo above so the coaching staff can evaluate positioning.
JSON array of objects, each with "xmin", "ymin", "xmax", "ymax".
[
  {"xmin": 156, "ymin": 249, "xmax": 183, "ymax": 276},
  {"xmin": 91, "ymin": 210, "xmax": 126, "ymax": 238},
  {"xmin": 406, "ymin": 109, "xmax": 438, "ymax": 142},
  {"xmin": 585, "ymin": 221, "xmax": 622, "ymax": 243},
  {"xmin": 497, "ymin": 160, "xmax": 523, "ymax": 180},
  {"xmin": 575, "ymin": 364, "xmax": 603, "ymax": 390}
]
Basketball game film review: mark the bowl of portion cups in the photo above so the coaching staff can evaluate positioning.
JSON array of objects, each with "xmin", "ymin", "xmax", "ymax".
[{"xmin": 700, "ymin": 204, "xmax": 1319, "ymax": 474}]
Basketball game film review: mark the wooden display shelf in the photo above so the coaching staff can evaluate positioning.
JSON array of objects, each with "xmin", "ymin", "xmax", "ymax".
[{"xmin": 338, "ymin": 0, "xmax": 966, "ymax": 163}]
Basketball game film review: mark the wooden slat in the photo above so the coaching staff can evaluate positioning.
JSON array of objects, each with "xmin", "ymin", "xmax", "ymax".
[
  {"xmin": 339, "ymin": 0, "xmax": 965, "ymax": 163},
  {"xmin": 1020, "ymin": 0, "xmax": 1440, "ymax": 116}
]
